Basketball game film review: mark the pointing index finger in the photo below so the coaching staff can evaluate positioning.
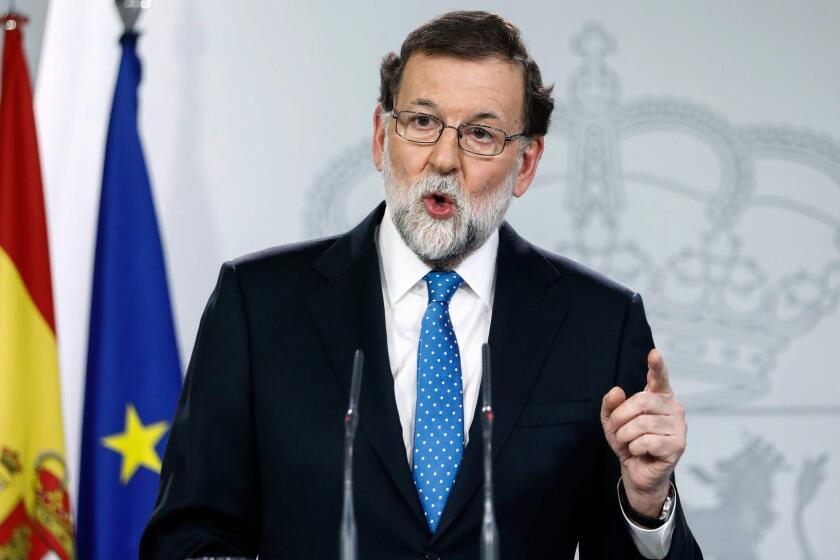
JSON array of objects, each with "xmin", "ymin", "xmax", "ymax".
[{"xmin": 645, "ymin": 348, "xmax": 672, "ymax": 396}]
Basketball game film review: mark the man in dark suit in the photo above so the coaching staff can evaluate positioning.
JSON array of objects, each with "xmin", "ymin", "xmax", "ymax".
[{"xmin": 141, "ymin": 11, "xmax": 703, "ymax": 559}]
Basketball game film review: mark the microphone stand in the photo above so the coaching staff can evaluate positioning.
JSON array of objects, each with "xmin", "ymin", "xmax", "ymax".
[
  {"xmin": 340, "ymin": 350, "xmax": 364, "ymax": 560},
  {"xmin": 480, "ymin": 343, "xmax": 499, "ymax": 560}
]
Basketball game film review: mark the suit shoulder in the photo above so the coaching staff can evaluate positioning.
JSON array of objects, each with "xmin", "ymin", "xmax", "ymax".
[
  {"xmin": 534, "ymin": 245, "xmax": 638, "ymax": 304},
  {"xmin": 211, "ymin": 235, "xmax": 344, "ymax": 303},
  {"xmin": 228, "ymin": 234, "xmax": 339, "ymax": 275}
]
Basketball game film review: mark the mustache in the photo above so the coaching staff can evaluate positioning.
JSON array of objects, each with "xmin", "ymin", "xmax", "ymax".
[{"xmin": 412, "ymin": 174, "xmax": 464, "ymax": 206}]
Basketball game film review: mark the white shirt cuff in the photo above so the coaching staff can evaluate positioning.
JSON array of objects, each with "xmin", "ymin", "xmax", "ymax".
[{"xmin": 617, "ymin": 479, "xmax": 677, "ymax": 560}]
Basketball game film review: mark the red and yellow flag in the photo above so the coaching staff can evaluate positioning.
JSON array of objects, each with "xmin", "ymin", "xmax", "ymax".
[{"xmin": 0, "ymin": 13, "xmax": 75, "ymax": 559}]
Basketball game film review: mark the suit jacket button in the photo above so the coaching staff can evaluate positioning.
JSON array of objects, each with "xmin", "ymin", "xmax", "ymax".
[{"xmin": 425, "ymin": 552, "xmax": 440, "ymax": 560}]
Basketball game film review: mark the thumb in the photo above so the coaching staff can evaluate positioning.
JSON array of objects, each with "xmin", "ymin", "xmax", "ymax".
[
  {"xmin": 600, "ymin": 386, "xmax": 627, "ymax": 429},
  {"xmin": 645, "ymin": 348, "xmax": 672, "ymax": 395}
]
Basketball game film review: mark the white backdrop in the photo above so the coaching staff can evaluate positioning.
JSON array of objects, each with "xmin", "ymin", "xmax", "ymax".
[{"xmin": 34, "ymin": 2, "xmax": 839, "ymax": 558}]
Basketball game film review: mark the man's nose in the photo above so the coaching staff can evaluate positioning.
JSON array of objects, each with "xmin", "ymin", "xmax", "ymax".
[{"xmin": 427, "ymin": 126, "xmax": 461, "ymax": 176}]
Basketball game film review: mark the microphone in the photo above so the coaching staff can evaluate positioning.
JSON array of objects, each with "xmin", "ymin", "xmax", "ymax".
[
  {"xmin": 480, "ymin": 343, "xmax": 499, "ymax": 560},
  {"xmin": 340, "ymin": 349, "xmax": 364, "ymax": 560}
]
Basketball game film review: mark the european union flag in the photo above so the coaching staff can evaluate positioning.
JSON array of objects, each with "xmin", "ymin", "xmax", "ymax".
[{"xmin": 77, "ymin": 32, "xmax": 182, "ymax": 559}]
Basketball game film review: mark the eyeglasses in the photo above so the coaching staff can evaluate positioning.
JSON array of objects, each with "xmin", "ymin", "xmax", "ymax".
[{"xmin": 391, "ymin": 110, "xmax": 526, "ymax": 157}]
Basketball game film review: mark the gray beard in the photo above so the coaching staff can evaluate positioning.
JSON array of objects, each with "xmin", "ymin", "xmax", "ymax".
[{"xmin": 382, "ymin": 137, "xmax": 521, "ymax": 270}]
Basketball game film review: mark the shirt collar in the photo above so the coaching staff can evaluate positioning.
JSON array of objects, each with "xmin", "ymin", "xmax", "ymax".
[{"xmin": 377, "ymin": 205, "xmax": 498, "ymax": 307}]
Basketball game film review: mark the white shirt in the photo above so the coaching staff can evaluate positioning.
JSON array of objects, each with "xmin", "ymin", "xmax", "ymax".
[
  {"xmin": 376, "ymin": 207, "xmax": 497, "ymax": 460},
  {"xmin": 375, "ymin": 206, "xmax": 675, "ymax": 559}
]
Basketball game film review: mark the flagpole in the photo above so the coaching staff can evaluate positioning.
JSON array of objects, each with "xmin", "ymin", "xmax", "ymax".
[
  {"xmin": 115, "ymin": 0, "xmax": 148, "ymax": 34},
  {"xmin": 4, "ymin": 0, "xmax": 21, "ymax": 25}
]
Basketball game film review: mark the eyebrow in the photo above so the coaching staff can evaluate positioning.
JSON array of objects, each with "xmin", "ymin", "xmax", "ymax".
[{"xmin": 407, "ymin": 98, "xmax": 503, "ymax": 123}]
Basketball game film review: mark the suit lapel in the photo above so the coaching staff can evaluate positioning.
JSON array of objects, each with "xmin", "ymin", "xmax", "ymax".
[
  {"xmin": 304, "ymin": 208, "xmax": 570, "ymax": 541},
  {"xmin": 305, "ymin": 203, "xmax": 428, "ymax": 529},
  {"xmin": 432, "ymin": 223, "xmax": 569, "ymax": 541}
]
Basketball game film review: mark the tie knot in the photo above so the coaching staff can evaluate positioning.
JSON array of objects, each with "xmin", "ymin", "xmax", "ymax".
[{"xmin": 424, "ymin": 271, "xmax": 463, "ymax": 304}]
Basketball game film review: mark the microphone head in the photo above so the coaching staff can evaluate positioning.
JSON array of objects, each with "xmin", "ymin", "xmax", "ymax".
[
  {"xmin": 481, "ymin": 343, "xmax": 492, "ymax": 411},
  {"xmin": 349, "ymin": 349, "xmax": 364, "ymax": 414}
]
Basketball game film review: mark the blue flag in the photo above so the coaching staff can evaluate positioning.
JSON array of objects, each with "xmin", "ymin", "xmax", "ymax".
[{"xmin": 77, "ymin": 32, "xmax": 182, "ymax": 559}]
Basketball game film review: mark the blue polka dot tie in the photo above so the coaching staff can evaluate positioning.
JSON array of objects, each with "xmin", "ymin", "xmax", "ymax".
[{"xmin": 413, "ymin": 270, "xmax": 465, "ymax": 533}]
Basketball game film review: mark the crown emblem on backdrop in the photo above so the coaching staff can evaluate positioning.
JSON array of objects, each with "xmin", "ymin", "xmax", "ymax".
[
  {"xmin": 305, "ymin": 24, "xmax": 840, "ymax": 412},
  {"xmin": 543, "ymin": 24, "xmax": 840, "ymax": 411}
]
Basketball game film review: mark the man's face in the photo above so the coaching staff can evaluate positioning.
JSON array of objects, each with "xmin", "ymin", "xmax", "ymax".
[{"xmin": 373, "ymin": 53, "xmax": 544, "ymax": 268}]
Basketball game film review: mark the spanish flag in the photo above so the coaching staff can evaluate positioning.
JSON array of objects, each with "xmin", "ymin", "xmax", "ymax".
[{"xmin": 0, "ymin": 13, "xmax": 75, "ymax": 559}]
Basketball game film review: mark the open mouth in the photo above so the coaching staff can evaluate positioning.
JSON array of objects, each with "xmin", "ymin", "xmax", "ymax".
[{"xmin": 423, "ymin": 193, "xmax": 456, "ymax": 219}]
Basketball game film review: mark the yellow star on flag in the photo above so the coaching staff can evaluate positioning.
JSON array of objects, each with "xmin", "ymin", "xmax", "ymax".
[{"xmin": 101, "ymin": 403, "xmax": 169, "ymax": 484}]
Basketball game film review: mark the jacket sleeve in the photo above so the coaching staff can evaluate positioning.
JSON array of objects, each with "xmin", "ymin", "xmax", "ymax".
[
  {"xmin": 579, "ymin": 292, "xmax": 704, "ymax": 559},
  {"xmin": 140, "ymin": 262, "xmax": 260, "ymax": 559}
]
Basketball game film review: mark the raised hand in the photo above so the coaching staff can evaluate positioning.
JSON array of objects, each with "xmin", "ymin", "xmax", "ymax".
[{"xmin": 600, "ymin": 349, "xmax": 686, "ymax": 516}]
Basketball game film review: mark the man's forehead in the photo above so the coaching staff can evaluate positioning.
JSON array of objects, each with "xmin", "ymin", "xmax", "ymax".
[{"xmin": 397, "ymin": 53, "xmax": 525, "ymax": 124}]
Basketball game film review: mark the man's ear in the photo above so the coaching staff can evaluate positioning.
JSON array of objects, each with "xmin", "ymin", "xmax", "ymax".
[
  {"xmin": 372, "ymin": 105, "xmax": 386, "ymax": 172},
  {"xmin": 513, "ymin": 135, "xmax": 545, "ymax": 198}
]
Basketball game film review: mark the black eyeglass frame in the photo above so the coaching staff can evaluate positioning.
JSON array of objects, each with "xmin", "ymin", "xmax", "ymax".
[{"xmin": 391, "ymin": 110, "xmax": 527, "ymax": 156}]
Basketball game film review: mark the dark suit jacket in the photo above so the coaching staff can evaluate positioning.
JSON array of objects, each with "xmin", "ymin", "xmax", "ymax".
[{"xmin": 140, "ymin": 203, "xmax": 702, "ymax": 559}]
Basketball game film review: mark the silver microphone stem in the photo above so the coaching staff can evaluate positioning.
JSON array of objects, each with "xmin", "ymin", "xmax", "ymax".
[
  {"xmin": 480, "ymin": 343, "xmax": 499, "ymax": 560},
  {"xmin": 340, "ymin": 350, "xmax": 364, "ymax": 560}
]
